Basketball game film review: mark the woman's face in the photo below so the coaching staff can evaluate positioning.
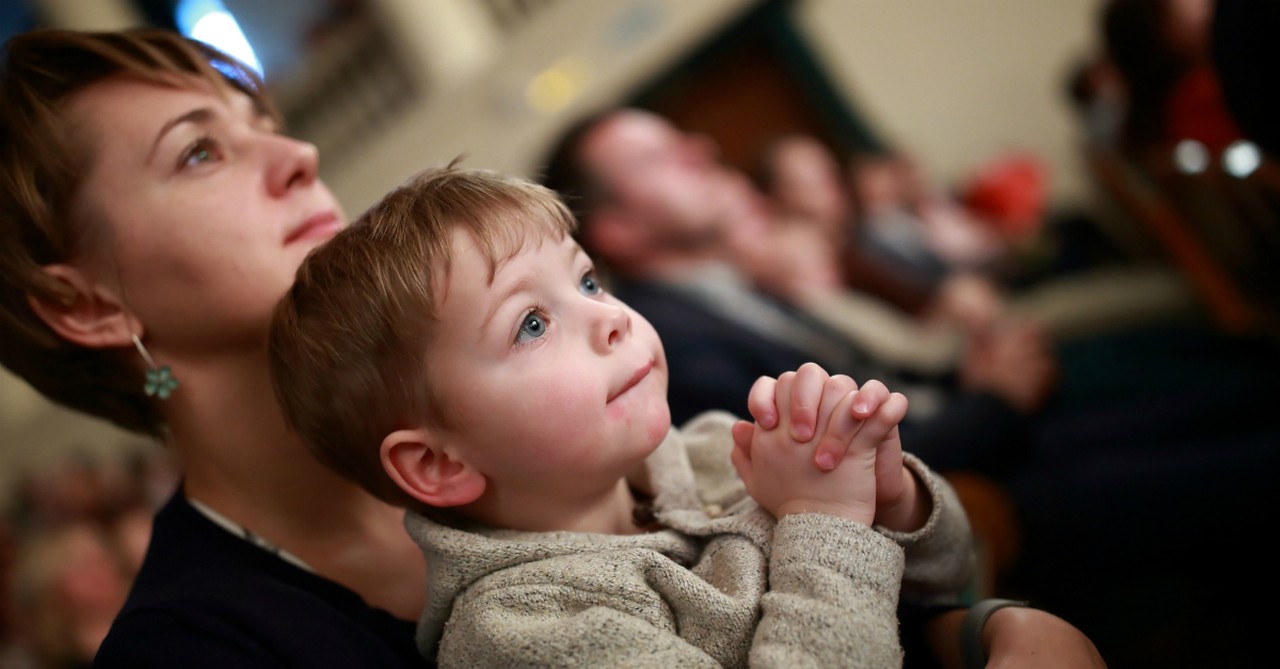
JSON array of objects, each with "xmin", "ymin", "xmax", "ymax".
[{"xmin": 65, "ymin": 77, "xmax": 345, "ymax": 353}]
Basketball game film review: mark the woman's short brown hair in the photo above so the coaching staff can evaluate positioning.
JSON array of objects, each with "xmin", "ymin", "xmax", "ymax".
[{"xmin": 0, "ymin": 28, "xmax": 276, "ymax": 436}]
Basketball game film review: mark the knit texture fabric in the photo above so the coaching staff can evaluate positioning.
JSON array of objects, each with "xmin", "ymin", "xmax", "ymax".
[{"xmin": 406, "ymin": 411, "xmax": 974, "ymax": 668}]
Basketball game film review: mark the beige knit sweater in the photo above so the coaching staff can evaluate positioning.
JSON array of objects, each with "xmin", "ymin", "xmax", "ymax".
[{"xmin": 405, "ymin": 411, "xmax": 975, "ymax": 668}]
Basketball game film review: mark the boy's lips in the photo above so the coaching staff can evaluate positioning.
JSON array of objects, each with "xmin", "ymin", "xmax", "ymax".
[
  {"xmin": 285, "ymin": 210, "xmax": 343, "ymax": 245},
  {"xmin": 608, "ymin": 360, "xmax": 653, "ymax": 403}
]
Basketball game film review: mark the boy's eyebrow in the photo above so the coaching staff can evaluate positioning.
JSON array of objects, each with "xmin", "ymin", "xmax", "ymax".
[
  {"xmin": 480, "ymin": 277, "xmax": 533, "ymax": 333},
  {"xmin": 478, "ymin": 242, "xmax": 583, "ymax": 334}
]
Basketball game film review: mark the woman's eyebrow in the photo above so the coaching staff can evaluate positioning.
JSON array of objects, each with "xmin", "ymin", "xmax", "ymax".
[{"xmin": 146, "ymin": 107, "xmax": 214, "ymax": 165}]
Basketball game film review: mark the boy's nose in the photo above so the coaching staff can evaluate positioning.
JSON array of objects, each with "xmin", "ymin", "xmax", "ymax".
[{"xmin": 594, "ymin": 303, "xmax": 631, "ymax": 352}]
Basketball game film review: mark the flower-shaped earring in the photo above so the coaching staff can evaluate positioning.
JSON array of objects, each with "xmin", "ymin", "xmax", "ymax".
[{"xmin": 133, "ymin": 334, "xmax": 179, "ymax": 399}]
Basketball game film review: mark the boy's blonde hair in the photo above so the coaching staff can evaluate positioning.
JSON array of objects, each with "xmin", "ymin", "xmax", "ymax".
[
  {"xmin": 0, "ymin": 28, "xmax": 276, "ymax": 436},
  {"xmin": 269, "ymin": 165, "xmax": 578, "ymax": 508}
]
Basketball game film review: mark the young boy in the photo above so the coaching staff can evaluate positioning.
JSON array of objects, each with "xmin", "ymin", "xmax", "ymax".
[{"xmin": 268, "ymin": 165, "xmax": 975, "ymax": 667}]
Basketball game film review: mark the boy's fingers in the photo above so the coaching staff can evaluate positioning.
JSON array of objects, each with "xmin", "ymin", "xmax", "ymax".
[
  {"xmin": 874, "ymin": 427, "xmax": 907, "ymax": 505},
  {"xmin": 850, "ymin": 379, "xmax": 890, "ymax": 418},
  {"xmin": 812, "ymin": 374, "xmax": 858, "ymax": 446},
  {"xmin": 813, "ymin": 390, "xmax": 861, "ymax": 471},
  {"xmin": 826, "ymin": 374, "xmax": 858, "ymax": 398},
  {"xmin": 774, "ymin": 371, "xmax": 795, "ymax": 433},
  {"xmin": 860, "ymin": 388, "xmax": 911, "ymax": 432},
  {"xmin": 881, "ymin": 391, "xmax": 910, "ymax": 426},
  {"xmin": 789, "ymin": 363, "xmax": 829, "ymax": 443},
  {"xmin": 848, "ymin": 391, "xmax": 909, "ymax": 476},
  {"xmin": 731, "ymin": 420, "xmax": 755, "ymax": 457},
  {"xmin": 746, "ymin": 376, "xmax": 779, "ymax": 429}
]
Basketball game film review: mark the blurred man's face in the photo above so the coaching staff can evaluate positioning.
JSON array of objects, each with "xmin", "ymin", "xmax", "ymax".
[{"xmin": 579, "ymin": 110, "xmax": 736, "ymax": 248}]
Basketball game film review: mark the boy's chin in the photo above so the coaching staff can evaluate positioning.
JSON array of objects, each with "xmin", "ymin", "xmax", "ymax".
[{"xmin": 644, "ymin": 406, "xmax": 673, "ymax": 447}]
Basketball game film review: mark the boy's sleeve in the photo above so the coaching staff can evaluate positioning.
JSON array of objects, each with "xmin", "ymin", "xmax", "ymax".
[
  {"xmin": 752, "ymin": 514, "xmax": 907, "ymax": 667},
  {"xmin": 877, "ymin": 453, "xmax": 977, "ymax": 603}
]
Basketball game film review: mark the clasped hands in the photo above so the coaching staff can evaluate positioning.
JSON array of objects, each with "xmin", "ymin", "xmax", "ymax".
[{"xmin": 730, "ymin": 362, "xmax": 926, "ymax": 531}]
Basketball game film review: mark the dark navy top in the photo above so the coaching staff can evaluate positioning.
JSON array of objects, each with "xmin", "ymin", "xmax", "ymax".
[{"xmin": 93, "ymin": 487, "xmax": 427, "ymax": 668}]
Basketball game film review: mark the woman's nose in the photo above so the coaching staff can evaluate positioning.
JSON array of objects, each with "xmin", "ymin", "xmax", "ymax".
[{"xmin": 264, "ymin": 135, "xmax": 320, "ymax": 197}]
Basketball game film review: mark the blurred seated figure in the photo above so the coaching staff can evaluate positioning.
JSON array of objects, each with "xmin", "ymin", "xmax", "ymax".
[
  {"xmin": 849, "ymin": 150, "xmax": 1012, "ymax": 295},
  {"xmin": 11, "ymin": 454, "xmax": 154, "ymax": 534},
  {"xmin": 6, "ymin": 522, "xmax": 132, "ymax": 669},
  {"xmin": 1, "ymin": 449, "xmax": 166, "ymax": 669},
  {"xmin": 751, "ymin": 131, "xmax": 1198, "ymax": 374},
  {"xmin": 757, "ymin": 134, "xmax": 1008, "ymax": 329},
  {"xmin": 756, "ymin": 134, "xmax": 1016, "ymax": 338}
]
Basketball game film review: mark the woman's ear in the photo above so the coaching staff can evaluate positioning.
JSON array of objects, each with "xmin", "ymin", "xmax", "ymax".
[
  {"xmin": 27, "ymin": 264, "xmax": 139, "ymax": 348},
  {"xmin": 381, "ymin": 428, "xmax": 486, "ymax": 508}
]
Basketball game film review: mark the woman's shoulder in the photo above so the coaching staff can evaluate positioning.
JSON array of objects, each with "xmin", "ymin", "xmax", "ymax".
[{"xmin": 94, "ymin": 490, "xmax": 426, "ymax": 668}]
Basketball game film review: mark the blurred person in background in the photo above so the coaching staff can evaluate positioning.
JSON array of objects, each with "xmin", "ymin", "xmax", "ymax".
[
  {"xmin": 756, "ymin": 134, "xmax": 1010, "ymax": 332},
  {"xmin": 2, "ymin": 450, "xmax": 169, "ymax": 667},
  {"xmin": 753, "ymin": 132, "xmax": 1199, "ymax": 368},
  {"xmin": 6, "ymin": 522, "xmax": 130, "ymax": 669}
]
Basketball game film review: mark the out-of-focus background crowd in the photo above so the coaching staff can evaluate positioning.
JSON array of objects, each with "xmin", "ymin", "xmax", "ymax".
[{"xmin": 3, "ymin": 0, "xmax": 1278, "ymax": 667}]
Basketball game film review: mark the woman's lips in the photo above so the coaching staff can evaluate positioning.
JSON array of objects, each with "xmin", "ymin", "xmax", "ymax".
[
  {"xmin": 608, "ymin": 361, "xmax": 653, "ymax": 403},
  {"xmin": 285, "ymin": 211, "xmax": 343, "ymax": 245}
]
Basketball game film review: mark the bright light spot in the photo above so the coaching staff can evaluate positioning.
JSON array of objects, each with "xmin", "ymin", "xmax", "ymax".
[
  {"xmin": 175, "ymin": 0, "xmax": 263, "ymax": 78},
  {"xmin": 1173, "ymin": 139, "xmax": 1208, "ymax": 174},
  {"xmin": 525, "ymin": 58, "xmax": 590, "ymax": 115},
  {"xmin": 1222, "ymin": 140, "xmax": 1261, "ymax": 178}
]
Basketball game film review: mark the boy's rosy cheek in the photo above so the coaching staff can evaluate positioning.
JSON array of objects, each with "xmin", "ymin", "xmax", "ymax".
[{"xmin": 533, "ymin": 383, "xmax": 597, "ymax": 417}]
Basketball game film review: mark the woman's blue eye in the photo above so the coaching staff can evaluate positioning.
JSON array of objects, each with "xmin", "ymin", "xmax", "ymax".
[
  {"xmin": 516, "ymin": 311, "xmax": 548, "ymax": 344},
  {"xmin": 580, "ymin": 272, "xmax": 602, "ymax": 296}
]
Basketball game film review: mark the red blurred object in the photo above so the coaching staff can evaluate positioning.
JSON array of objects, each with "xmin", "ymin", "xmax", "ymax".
[
  {"xmin": 960, "ymin": 152, "xmax": 1048, "ymax": 239},
  {"xmin": 1166, "ymin": 65, "xmax": 1243, "ymax": 153}
]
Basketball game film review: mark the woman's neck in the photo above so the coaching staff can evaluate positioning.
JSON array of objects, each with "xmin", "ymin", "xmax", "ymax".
[
  {"xmin": 164, "ymin": 346, "xmax": 349, "ymax": 521},
  {"xmin": 160, "ymin": 345, "xmax": 425, "ymax": 619}
]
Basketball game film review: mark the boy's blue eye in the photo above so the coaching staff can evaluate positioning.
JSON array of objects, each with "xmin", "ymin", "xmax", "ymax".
[
  {"xmin": 580, "ymin": 273, "xmax": 601, "ymax": 296},
  {"xmin": 515, "ymin": 311, "xmax": 548, "ymax": 344}
]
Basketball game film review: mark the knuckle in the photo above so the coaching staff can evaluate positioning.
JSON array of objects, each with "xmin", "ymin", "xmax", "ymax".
[{"xmin": 829, "ymin": 374, "xmax": 856, "ymax": 391}]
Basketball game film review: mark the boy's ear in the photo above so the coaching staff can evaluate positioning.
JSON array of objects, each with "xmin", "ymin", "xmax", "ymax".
[
  {"xmin": 381, "ymin": 428, "xmax": 486, "ymax": 508},
  {"xmin": 27, "ymin": 264, "xmax": 140, "ymax": 349}
]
